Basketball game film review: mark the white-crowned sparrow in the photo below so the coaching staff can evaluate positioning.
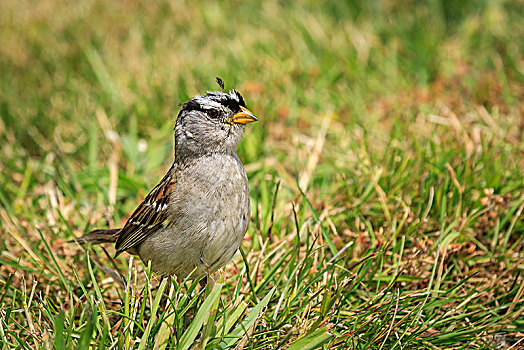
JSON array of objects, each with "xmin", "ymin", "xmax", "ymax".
[{"xmin": 72, "ymin": 79, "xmax": 258, "ymax": 279}]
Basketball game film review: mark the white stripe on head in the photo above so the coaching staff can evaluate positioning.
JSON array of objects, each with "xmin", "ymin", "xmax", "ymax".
[{"xmin": 192, "ymin": 96, "xmax": 225, "ymax": 110}]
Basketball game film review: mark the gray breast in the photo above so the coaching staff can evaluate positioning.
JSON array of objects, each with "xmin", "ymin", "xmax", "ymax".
[{"xmin": 137, "ymin": 153, "xmax": 250, "ymax": 278}]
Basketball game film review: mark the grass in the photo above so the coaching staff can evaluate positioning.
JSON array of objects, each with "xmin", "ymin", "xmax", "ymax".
[{"xmin": 1, "ymin": 0, "xmax": 523, "ymax": 348}]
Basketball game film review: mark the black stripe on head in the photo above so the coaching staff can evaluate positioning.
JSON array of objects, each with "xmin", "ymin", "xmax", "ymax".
[
  {"xmin": 208, "ymin": 90, "xmax": 246, "ymax": 111},
  {"xmin": 179, "ymin": 99, "xmax": 202, "ymax": 112},
  {"xmin": 232, "ymin": 90, "xmax": 246, "ymax": 108},
  {"xmin": 179, "ymin": 90, "xmax": 246, "ymax": 114}
]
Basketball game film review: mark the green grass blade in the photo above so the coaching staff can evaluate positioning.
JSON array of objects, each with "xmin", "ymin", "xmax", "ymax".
[
  {"xmin": 218, "ymin": 287, "xmax": 276, "ymax": 349},
  {"xmin": 287, "ymin": 327, "xmax": 333, "ymax": 350},
  {"xmin": 177, "ymin": 282, "xmax": 223, "ymax": 350},
  {"xmin": 53, "ymin": 311, "xmax": 65, "ymax": 350},
  {"xmin": 138, "ymin": 277, "xmax": 169, "ymax": 350},
  {"xmin": 75, "ymin": 308, "xmax": 97, "ymax": 350}
]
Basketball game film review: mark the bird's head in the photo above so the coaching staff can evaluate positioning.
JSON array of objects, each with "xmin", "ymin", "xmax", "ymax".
[{"xmin": 174, "ymin": 87, "xmax": 258, "ymax": 162}]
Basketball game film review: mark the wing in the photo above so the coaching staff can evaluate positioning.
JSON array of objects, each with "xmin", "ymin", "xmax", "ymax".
[{"xmin": 115, "ymin": 166, "xmax": 176, "ymax": 255}]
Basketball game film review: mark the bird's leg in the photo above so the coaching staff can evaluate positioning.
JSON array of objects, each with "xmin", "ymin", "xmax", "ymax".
[
  {"xmin": 206, "ymin": 274, "xmax": 215, "ymax": 291},
  {"xmin": 204, "ymin": 263, "xmax": 217, "ymax": 291},
  {"xmin": 198, "ymin": 262, "xmax": 215, "ymax": 291}
]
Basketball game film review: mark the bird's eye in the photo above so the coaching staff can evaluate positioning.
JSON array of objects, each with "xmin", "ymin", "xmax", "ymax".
[{"xmin": 207, "ymin": 109, "xmax": 218, "ymax": 118}]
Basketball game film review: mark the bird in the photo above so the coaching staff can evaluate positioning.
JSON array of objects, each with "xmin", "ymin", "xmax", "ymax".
[{"xmin": 72, "ymin": 79, "xmax": 258, "ymax": 280}]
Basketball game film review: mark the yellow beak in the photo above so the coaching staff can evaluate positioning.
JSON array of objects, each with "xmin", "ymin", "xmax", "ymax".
[{"xmin": 229, "ymin": 106, "xmax": 258, "ymax": 124}]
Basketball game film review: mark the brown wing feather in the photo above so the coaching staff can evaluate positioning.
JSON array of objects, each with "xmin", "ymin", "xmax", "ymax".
[{"xmin": 115, "ymin": 166, "xmax": 176, "ymax": 254}]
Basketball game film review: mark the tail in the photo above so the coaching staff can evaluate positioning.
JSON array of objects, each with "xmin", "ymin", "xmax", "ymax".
[{"xmin": 68, "ymin": 228, "xmax": 121, "ymax": 244}]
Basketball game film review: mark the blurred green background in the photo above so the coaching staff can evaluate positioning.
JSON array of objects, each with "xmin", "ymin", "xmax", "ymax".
[
  {"xmin": 1, "ymin": 0, "xmax": 523, "ymax": 348},
  {"xmin": 1, "ymin": 0, "xmax": 522, "ymax": 208},
  {"xmin": 2, "ymin": 0, "xmax": 522, "ymax": 159}
]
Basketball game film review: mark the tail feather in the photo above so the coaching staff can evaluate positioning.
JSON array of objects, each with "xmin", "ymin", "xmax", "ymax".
[{"xmin": 68, "ymin": 228, "xmax": 121, "ymax": 244}]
